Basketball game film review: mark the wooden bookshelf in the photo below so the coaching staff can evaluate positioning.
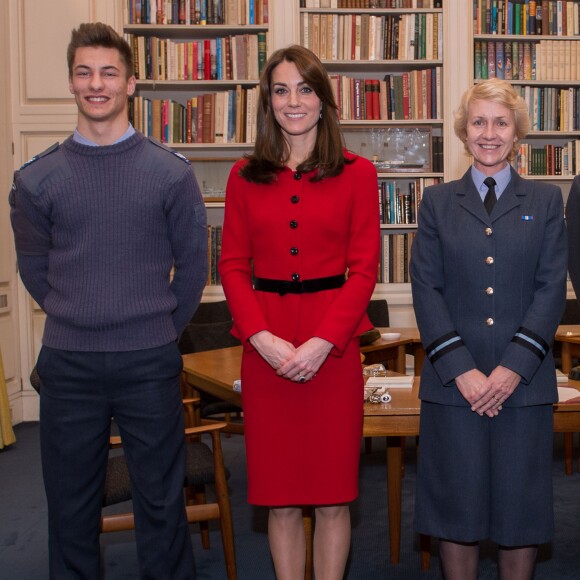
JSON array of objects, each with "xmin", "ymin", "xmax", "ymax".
[
  {"xmin": 471, "ymin": 0, "xmax": 580, "ymax": 185},
  {"xmin": 122, "ymin": 0, "xmax": 271, "ymax": 292},
  {"xmin": 299, "ymin": 0, "xmax": 446, "ymax": 294}
]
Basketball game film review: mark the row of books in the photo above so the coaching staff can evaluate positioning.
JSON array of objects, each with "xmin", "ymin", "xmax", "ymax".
[
  {"xmin": 473, "ymin": 0, "xmax": 580, "ymax": 36},
  {"xmin": 206, "ymin": 226, "xmax": 223, "ymax": 286},
  {"xmin": 514, "ymin": 85, "xmax": 580, "ymax": 131},
  {"xmin": 301, "ymin": 12, "xmax": 442, "ymax": 62},
  {"xmin": 301, "ymin": 1, "xmax": 441, "ymax": 7},
  {"xmin": 379, "ymin": 232, "xmax": 415, "ymax": 284},
  {"xmin": 378, "ymin": 177, "xmax": 441, "ymax": 225},
  {"xmin": 125, "ymin": 0, "xmax": 269, "ymax": 25},
  {"xmin": 329, "ymin": 69, "xmax": 442, "ymax": 121},
  {"xmin": 126, "ymin": 33, "xmax": 267, "ymax": 81},
  {"xmin": 130, "ymin": 88, "xmax": 258, "ymax": 144},
  {"xmin": 513, "ymin": 141, "xmax": 580, "ymax": 176},
  {"xmin": 475, "ymin": 39, "xmax": 580, "ymax": 81}
]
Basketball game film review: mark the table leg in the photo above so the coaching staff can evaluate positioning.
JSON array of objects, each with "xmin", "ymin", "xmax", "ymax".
[
  {"xmin": 395, "ymin": 346, "xmax": 406, "ymax": 374},
  {"xmin": 420, "ymin": 534, "xmax": 431, "ymax": 570},
  {"xmin": 303, "ymin": 507, "xmax": 313, "ymax": 580},
  {"xmin": 386, "ymin": 436, "xmax": 403, "ymax": 564},
  {"xmin": 564, "ymin": 432, "xmax": 573, "ymax": 476},
  {"xmin": 561, "ymin": 342, "xmax": 572, "ymax": 375},
  {"xmin": 413, "ymin": 345, "xmax": 425, "ymax": 376}
]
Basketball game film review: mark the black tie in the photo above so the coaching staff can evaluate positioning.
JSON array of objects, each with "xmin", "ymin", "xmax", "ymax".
[{"xmin": 483, "ymin": 177, "xmax": 496, "ymax": 215}]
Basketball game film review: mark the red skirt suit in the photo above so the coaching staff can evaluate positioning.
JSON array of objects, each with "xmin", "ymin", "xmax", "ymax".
[{"xmin": 218, "ymin": 152, "xmax": 380, "ymax": 506}]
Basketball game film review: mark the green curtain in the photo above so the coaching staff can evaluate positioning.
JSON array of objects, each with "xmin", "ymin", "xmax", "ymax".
[{"xmin": 0, "ymin": 349, "xmax": 16, "ymax": 449}]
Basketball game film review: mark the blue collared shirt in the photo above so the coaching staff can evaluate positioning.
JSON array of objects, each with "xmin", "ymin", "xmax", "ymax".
[
  {"xmin": 73, "ymin": 124, "xmax": 136, "ymax": 146},
  {"xmin": 471, "ymin": 162, "xmax": 512, "ymax": 202}
]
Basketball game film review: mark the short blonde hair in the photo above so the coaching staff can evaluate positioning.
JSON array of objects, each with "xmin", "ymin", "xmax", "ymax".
[{"xmin": 454, "ymin": 78, "xmax": 530, "ymax": 161}]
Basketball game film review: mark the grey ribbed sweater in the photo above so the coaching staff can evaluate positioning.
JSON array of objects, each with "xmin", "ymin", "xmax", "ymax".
[{"xmin": 10, "ymin": 132, "xmax": 208, "ymax": 352}]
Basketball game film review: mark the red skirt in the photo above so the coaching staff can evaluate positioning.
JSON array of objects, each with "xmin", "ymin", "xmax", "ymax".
[{"xmin": 241, "ymin": 338, "xmax": 364, "ymax": 506}]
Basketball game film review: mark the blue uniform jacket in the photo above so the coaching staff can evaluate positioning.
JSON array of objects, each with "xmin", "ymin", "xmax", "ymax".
[{"xmin": 410, "ymin": 167, "xmax": 567, "ymax": 407}]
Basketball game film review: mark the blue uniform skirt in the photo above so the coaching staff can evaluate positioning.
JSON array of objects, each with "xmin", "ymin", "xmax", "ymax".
[{"xmin": 414, "ymin": 401, "xmax": 554, "ymax": 546}]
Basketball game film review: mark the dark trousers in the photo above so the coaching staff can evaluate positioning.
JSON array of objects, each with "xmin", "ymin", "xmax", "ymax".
[{"xmin": 37, "ymin": 343, "xmax": 195, "ymax": 579}]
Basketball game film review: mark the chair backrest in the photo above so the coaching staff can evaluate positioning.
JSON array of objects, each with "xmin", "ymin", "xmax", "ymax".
[
  {"xmin": 366, "ymin": 299, "xmax": 390, "ymax": 328},
  {"xmin": 179, "ymin": 321, "xmax": 241, "ymax": 354},
  {"xmin": 190, "ymin": 300, "xmax": 233, "ymax": 324},
  {"xmin": 179, "ymin": 301, "xmax": 241, "ymax": 354},
  {"xmin": 561, "ymin": 299, "xmax": 580, "ymax": 324}
]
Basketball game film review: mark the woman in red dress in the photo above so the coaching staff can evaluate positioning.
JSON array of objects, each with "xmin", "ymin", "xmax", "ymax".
[{"xmin": 219, "ymin": 45, "xmax": 380, "ymax": 579}]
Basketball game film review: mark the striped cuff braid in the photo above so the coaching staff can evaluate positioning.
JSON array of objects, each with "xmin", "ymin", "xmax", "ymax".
[
  {"xmin": 425, "ymin": 331, "xmax": 464, "ymax": 364},
  {"xmin": 511, "ymin": 327, "xmax": 549, "ymax": 361}
]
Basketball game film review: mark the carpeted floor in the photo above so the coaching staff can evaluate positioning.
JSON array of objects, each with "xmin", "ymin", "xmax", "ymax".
[{"xmin": 1, "ymin": 422, "xmax": 580, "ymax": 579}]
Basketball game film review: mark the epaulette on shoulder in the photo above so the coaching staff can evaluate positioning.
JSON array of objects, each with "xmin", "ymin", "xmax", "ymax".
[
  {"xmin": 146, "ymin": 136, "xmax": 190, "ymax": 164},
  {"xmin": 19, "ymin": 142, "xmax": 60, "ymax": 171}
]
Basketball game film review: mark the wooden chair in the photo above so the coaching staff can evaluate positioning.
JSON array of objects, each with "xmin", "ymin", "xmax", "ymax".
[
  {"xmin": 366, "ymin": 298, "xmax": 390, "ymax": 328},
  {"xmin": 179, "ymin": 301, "xmax": 243, "ymax": 434},
  {"xmin": 101, "ymin": 413, "xmax": 237, "ymax": 580}
]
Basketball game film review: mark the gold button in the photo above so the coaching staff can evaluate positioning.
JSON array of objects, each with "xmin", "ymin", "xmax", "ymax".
[
  {"xmin": 486, "ymin": 287, "xmax": 494, "ymax": 295},
  {"xmin": 486, "ymin": 318, "xmax": 494, "ymax": 326},
  {"xmin": 485, "ymin": 256, "xmax": 494, "ymax": 265},
  {"xmin": 485, "ymin": 227, "xmax": 493, "ymax": 236}
]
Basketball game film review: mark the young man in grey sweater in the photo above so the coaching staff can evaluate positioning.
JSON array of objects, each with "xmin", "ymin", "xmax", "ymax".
[{"xmin": 9, "ymin": 22, "xmax": 207, "ymax": 579}]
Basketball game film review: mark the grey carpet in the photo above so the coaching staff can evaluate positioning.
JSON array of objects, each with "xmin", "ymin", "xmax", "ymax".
[{"xmin": 1, "ymin": 423, "xmax": 580, "ymax": 579}]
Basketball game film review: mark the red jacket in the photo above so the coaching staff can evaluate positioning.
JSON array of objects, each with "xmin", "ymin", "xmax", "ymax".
[{"xmin": 219, "ymin": 152, "xmax": 380, "ymax": 356}]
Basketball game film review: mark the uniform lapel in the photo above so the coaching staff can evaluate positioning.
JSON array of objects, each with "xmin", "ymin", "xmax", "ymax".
[
  {"xmin": 455, "ymin": 167, "xmax": 526, "ymax": 224},
  {"xmin": 456, "ymin": 170, "xmax": 490, "ymax": 223},
  {"xmin": 490, "ymin": 167, "xmax": 526, "ymax": 222}
]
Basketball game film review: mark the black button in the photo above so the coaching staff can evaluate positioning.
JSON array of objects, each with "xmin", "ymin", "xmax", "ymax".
[
  {"xmin": 292, "ymin": 273, "xmax": 300, "ymax": 281},
  {"xmin": 290, "ymin": 247, "xmax": 299, "ymax": 255},
  {"xmin": 290, "ymin": 220, "xmax": 298, "ymax": 229},
  {"xmin": 294, "ymin": 172, "xmax": 302, "ymax": 180},
  {"xmin": 291, "ymin": 195, "xmax": 299, "ymax": 204}
]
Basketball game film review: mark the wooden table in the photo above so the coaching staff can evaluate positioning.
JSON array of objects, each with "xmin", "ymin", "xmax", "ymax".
[
  {"xmin": 182, "ymin": 344, "xmax": 424, "ymax": 567},
  {"xmin": 181, "ymin": 345, "xmax": 580, "ymax": 570},
  {"xmin": 554, "ymin": 324, "xmax": 580, "ymax": 374},
  {"xmin": 359, "ymin": 327, "xmax": 419, "ymax": 373},
  {"xmin": 552, "ymin": 324, "xmax": 580, "ymax": 474}
]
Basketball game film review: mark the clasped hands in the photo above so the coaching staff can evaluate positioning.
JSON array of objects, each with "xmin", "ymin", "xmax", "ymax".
[
  {"xmin": 249, "ymin": 330, "xmax": 333, "ymax": 383},
  {"xmin": 456, "ymin": 365, "xmax": 521, "ymax": 417}
]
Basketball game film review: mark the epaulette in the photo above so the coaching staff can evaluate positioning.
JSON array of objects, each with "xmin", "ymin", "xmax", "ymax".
[
  {"xmin": 147, "ymin": 136, "xmax": 190, "ymax": 164},
  {"xmin": 19, "ymin": 142, "xmax": 60, "ymax": 171}
]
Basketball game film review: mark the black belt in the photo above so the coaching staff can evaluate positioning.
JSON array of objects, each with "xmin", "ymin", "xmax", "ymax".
[{"xmin": 253, "ymin": 274, "xmax": 345, "ymax": 296}]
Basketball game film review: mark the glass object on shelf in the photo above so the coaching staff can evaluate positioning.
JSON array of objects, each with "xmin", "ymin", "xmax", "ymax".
[
  {"xmin": 370, "ymin": 127, "xmax": 384, "ymax": 164},
  {"xmin": 375, "ymin": 126, "xmax": 432, "ymax": 172},
  {"xmin": 201, "ymin": 183, "xmax": 226, "ymax": 202}
]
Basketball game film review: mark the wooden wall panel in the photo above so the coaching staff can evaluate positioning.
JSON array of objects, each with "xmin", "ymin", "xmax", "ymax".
[
  {"xmin": 12, "ymin": 0, "xmax": 121, "ymax": 115},
  {"xmin": 20, "ymin": 0, "xmax": 90, "ymax": 103}
]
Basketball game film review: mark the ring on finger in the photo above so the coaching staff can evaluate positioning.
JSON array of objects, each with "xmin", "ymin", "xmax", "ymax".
[
  {"xmin": 493, "ymin": 394, "xmax": 500, "ymax": 402},
  {"xmin": 298, "ymin": 375, "xmax": 306, "ymax": 383}
]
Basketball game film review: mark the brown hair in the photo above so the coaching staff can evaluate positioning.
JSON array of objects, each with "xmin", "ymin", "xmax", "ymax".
[
  {"xmin": 67, "ymin": 22, "xmax": 134, "ymax": 80},
  {"xmin": 454, "ymin": 78, "xmax": 530, "ymax": 161},
  {"xmin": 240, "ymin": 44, "xmax": 348, "ymax": 184}
]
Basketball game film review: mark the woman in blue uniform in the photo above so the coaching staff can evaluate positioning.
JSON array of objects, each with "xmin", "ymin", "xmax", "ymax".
[{"xmin": 410, "ymin": 78, "xmax": 567, "ymax": 579}]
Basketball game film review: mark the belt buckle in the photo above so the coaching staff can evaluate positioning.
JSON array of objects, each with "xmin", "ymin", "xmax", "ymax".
[
  {"xmin": 278, "ymin": 281, "xmax": 303, "ymax": 296},
  {"xmin": 278, "ymin": 281, "xmax": 293, "ymax": 296}
]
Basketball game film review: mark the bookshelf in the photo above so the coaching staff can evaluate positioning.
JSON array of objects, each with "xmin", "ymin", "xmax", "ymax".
[
  {"xmin": 122, "ymin": 0, "xmax": 270, "ymax": 292},
  {"xmin": 472, "ymin": 1, "xmax": 580, "ymax": 190},
  {"xmin": 299, "ymin": 0, "xmax": 445, "ymax": 296}
]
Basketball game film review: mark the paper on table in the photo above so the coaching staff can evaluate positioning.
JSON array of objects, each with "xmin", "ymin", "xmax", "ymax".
[
  {"xmin": 557, "ymin": 386, "xmax": 580, "ymax": 402},
  {"xmin": 555, "ymin": 369, "xmax": 568, "ymax": 384},
  {"xmin": 366, "ymin": 376, "xmax": 414, "ymax": 389}
]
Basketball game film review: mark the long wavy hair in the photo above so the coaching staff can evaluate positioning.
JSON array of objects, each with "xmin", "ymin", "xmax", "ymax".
[{"xmin": 240, "ymin": 45, "xmax": 349, "ymax": 184}]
